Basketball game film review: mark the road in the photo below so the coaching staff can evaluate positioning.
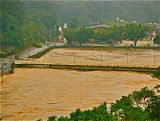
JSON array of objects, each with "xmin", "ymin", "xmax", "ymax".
[
  {"xmin": 0, "ymin": 43, "xmax": 65, "ymax": 77},
  {"xmin": 17, "ymin": 43, "xmax": 65, "ymax": 59}
]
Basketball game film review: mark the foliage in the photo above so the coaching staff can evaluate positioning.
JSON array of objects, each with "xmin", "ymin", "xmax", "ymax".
[
  {"xmin": 69, "ymin": 18, "xmax": 79, "ymax": 29},
  {"xmin": 47, "ymin": 115, "xmax": 57, "ymax": 121},
  {"xmin": 37, "ymin": 85, "xmax": 160, "ymax": 121},
  {"xmin": 153, "ymin": 35, "xmax": 160, "ymax": 45},
  {"xmin": 64, "ymin": 28, "xmax": 77, "ymax": 45},
  {"xmin": 21, "ymin": 15, "xmax": 47, "ymax": 47},
  {"xmin": 50, "ymin": 1, "xmax": 160, "ymax": 26},
  {"xmin": 30, "ymin": 9, "xmax": 58, "ymax": 40},
  {"xmin": 0, "ymin": 0, "xmax": 57, "ymax": 57},
  {"xmin": 96, "ymin": 26, "xmax": 126, "ymax": 45},
  {"xmin": 64, "ymin": 28, "xmax": 94, "ymax": 46},
  {"xmin": 64, "ymin": 24, "xmax": 152, "ymax": 46},
  {"xmin": 0, "ymin": 0, "xmax": 24, "ymax": 49},
  {"xmin": 124, "ymin": 24, "xmax": 151, "ymax": 47},
  {"xmin": 152, "ymin": 70, "xmax": 160, "ymax": 79},
  {"xmin": 76, "ymin": 28, "xmax": 94, "ymax": 45}
]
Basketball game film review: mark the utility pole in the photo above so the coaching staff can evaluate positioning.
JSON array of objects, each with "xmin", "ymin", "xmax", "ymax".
[
  {"xmin": 51, "ymin": 51, "xmax": 53, "ymax": 61},
  {"xmin": 50, "ymin": 30, "xmax": 52, "ymax": 43},
  {"xmin": 1, "ymin": 59, "xmax": 4, "ymax": 82},
  {"xmin": 154, "ymin": 49, "xmax": 156, "ymax": 66},
  {"xmin": 9, "ymin": 49, "xmax": 12, "ymax": 66},
  {"xmin": 98, "ymin": 18, "xmax": 99, "ymax": 25},
  {"xmin": 126, "ymin": 50, "xmax": 129, "ymax": 65},
  {"xmin": 101, "ymin": 49, "xmax": 103, "ymax": 62},
  {"xmin": 51, "ymin": 51, "xmax": 52, "ymax": 61},
  {"xmin": 74, "ymin": 49, "xmax": 76, "ymax": 64},
  {"xmin": 54, "ymin": 26, "xmax": 57, "ymax": 44}
]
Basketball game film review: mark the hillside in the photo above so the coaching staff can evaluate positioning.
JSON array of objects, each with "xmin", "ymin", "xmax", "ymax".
[
  {"xmin": 51, "ymin": 1, "xmax": 160, "ymax": 25},
  {"xmin": 1, "ymin": 0, "xmax": 160, "ymax": 56}
]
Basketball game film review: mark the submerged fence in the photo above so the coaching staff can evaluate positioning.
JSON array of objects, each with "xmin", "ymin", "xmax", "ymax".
[{"xmin": 15, "ymin": 59, "xmax": 160, "ymax": 72}]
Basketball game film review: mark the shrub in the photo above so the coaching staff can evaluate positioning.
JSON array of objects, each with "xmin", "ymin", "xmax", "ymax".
[{"xmin": 152, "ymin": 70, "xmax": 160, "ymax": 79}]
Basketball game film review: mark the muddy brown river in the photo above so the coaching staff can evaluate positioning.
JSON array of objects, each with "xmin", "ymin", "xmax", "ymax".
[
  {"xmin": 39, "ymin": 48, "xmax": 160, "ymax": 65},
  {"xmin": 1, "ymin": 48, "xmax": 160, "ymax": 121}
]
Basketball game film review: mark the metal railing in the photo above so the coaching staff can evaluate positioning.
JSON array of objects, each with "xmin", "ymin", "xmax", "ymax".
[{"xmin": 15, "ymin": 59, "xmax": 160, "ymax": 68}]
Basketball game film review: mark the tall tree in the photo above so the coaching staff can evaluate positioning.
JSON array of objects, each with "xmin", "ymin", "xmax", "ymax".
[
  {"xmin": 124, "ymin": 24, "xmax": 148, "ymax": 47},
  {"xmin": 22, "ymin": 15, "xmax": 47, "ymax": 48},
  {"xmin": 76, "ymin": 28, "xmax": 94, "ymax": 45},
  {"xmin": 64, "ymin": 28, "xmax": 77, "ymax": 45},
  {"xmin": 0, "ymin": 0, "xmax": 24, "ymax": 49},
  {"xmin": 69, "ymin": 18, "xmax": 79, "ymax": 29},
  {"xmin": 153, "ymin": 35, "xmax": 160, "ymax": 45}
]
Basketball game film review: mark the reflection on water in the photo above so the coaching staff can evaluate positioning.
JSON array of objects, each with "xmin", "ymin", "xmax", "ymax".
[{"xmin": 1, "ymin": 68, "xmax": 159, "ymax": 121}]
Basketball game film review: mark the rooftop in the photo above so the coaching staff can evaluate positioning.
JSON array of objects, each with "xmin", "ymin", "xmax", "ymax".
[{"xmin": 86, "ymin": 25, "xmax": 110, "ymax": 29}]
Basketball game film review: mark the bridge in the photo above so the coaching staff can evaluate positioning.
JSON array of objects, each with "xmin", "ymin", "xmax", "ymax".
[{"xmin": 15, "ymin": 59, "xmax": 160, "ymax": 72}]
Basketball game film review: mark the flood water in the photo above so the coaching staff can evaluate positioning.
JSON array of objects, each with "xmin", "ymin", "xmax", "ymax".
[
  {"xmin": 39, "ymin": 48, "xmax": 160, "ymax": 66},
  {"xmin": 1, "ymin": 68, "xmax": 159, "ymax": 121},
  {"xmin": 1, "ymin": 48, "xmax": 160, "ymax": 121}
]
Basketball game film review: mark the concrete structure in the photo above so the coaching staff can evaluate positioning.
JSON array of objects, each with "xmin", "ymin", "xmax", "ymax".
[{"xmin": 15, "ymin": 59, "xmax": 160, "ymax": 72}]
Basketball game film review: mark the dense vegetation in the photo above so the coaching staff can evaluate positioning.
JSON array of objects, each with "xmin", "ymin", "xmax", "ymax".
[
  {"xmin": 1, "ymin": 0, "xmax": 160, "ymax": 57},
  {"xmin": 153, "ymin": 35, "xmax": 160, "ymax": 45},
  {"xmin": 152, "ymin": 70, "xmax": 160, "ymax": 79},
  {"xmin": 37, "ymin": 85, "xmax": 160, "ymax": 121},
  {"xmin": 0, "ymin": 0, "xmax": 24, "ymax": 54},
  {"xmin": 0, "ymin": 0, "xmax": 57, "ymax": 57},
  {"xmin": 23, "ymin": 1, "xmax": 160, "ymax": 26},
  {"xmin": 64, "ymin": 28, "xmax": 94, "ymax": 46},
  {"xmin": 50, "ymin": 1, "xmax": 160, "ymax": 26},
  {"xmin": 64, "ymin": 24, "xmax": 153, "ymax": 47}
]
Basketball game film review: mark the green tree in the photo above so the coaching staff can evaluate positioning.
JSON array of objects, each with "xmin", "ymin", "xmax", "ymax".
[
  {"xmin": 111, "ymin": 26, "xmax": 126, "ymax": 42},
  {"xmin": 76, "ymin": 28, "xmax": 94, "ymax": 45},
  {"xmin": 95, "ymin": 26, "xmax": 125, "ymax": 45},
  {"xmin": 153, "ymin": 35, "xmax": 160, "ymax": 45},
  {"xmin": 47, "ymin": 115, "xmax": 57, "ymax": 121},
  {"xmin": 110, "ymin": 87, "xmax": 159, "ymax": 121},
  {"xmin": 0, "ymin": 0, "xmax": 58, "ymax": 57},
  {"xmin": 69, "ymin": 18, "xmax": 79, "ymax": 29},
  {"xmin": 38, "ymin": 86, "xmax": 160, "ymax": 121},
  {"xmin": 96, "ymin": 32, "xmax": 110, "ymax": 43},
  {"xmin": 124, "ymin": 24, "xmax": 149, "ymax": 47},
  {"xmin": 152, "ymin": 70, "xmax": 160, "ymax": 79},
  {"xmin": 22, "ymin": 15, "xmax": 47, "ymax": 48},
  {"xmin": 64, "ymin": 28, "xmax": 77, "ymax": 45},
  {"xmin": 0, "ymin": 0, "xmax": 24, "ymax": 50},
  {"xmin": 32, "ymin": 10, "xmax": 57, "ymax": 40}
]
